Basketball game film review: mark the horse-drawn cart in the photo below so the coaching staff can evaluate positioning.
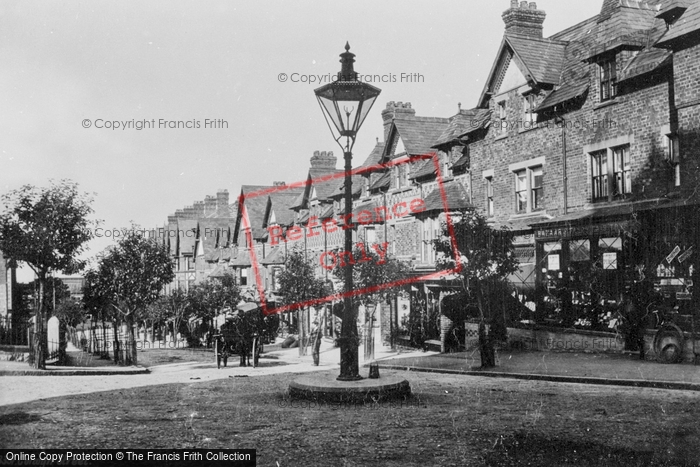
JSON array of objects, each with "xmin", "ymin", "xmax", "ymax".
[{"xmin": 213, "ymin": 302, "xmax": 265, "ymax": 368}]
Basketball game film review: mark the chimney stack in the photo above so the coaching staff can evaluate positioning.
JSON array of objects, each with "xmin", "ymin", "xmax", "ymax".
[
  {"xmin": 502, "ymin": 1, "xmax": 545, "ymax": 38},
  {"xmin": 381, "ymin": 101, "xmax": 416, "ymax": 142},
  {"xmin": 216, "ymin": 189, "xmax": 229, "ymax": 217},
  {"xmin": 205, "ymin": 195, "xmax": 217, "ymax": 216},
  {"xmin": 309, "ymin": 150, "xmax": 337, "ymax": 171},
  {"xmin": 183, "ymin": 205, "xmax": 196, "ymax": 219},
  {"xmin": 194, "ymin": 201, "xmax": 205, "ymax": 218}
]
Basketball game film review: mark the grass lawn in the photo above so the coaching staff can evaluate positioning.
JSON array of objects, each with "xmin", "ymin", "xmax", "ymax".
[{"xmin": 1, "ymin": 370, "xmax": 699, "ymax": 466}]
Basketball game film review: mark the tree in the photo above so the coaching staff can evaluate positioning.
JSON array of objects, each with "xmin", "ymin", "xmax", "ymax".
[
  {"xmin": 0, "ymin": 180, "xmax": 96, "ymax": 368},
  {"xmin": 432, "ymin": 209, "xmax": 518, "ymax": 368},
  {"xmin": 190, "ymin": 273, "xmax": 241, "ymax": 322},
  {"xmin": 83, "ymin": 268, "xmax": 118, "ymax": 359},
  {"xmin": 276, "ymin": 248, "xmax": 328, "ymax": 358},
  {"xmin": 91, "ymin": 227, "xmax": 174, "ymax": 365},
  {"xmin": 332, "ymin": 244, "xmax": 411, "ymax": 357},
  {"xmin": 53, "ymin": 297, "xmax": 85, "ymax": 364}
]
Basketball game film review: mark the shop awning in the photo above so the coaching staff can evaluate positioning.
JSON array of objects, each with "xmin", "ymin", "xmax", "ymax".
[{"xmin": 530, "ymin": 199, "xmax": 673, "ymax": 229}]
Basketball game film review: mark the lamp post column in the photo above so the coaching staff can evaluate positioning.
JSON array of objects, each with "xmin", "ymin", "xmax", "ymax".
[{"xmin": 337, "ymin": 149, "xmax": 361, "ymax": 381}]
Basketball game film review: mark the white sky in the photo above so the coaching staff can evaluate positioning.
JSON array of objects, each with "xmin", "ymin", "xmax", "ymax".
[{"xmin": 1, "ymin": 0, "xmax": 602, "ymax": 282}]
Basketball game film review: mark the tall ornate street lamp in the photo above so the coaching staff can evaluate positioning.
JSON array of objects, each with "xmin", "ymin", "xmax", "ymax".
[{"xmin": 314, "ymin": 43, "xmax": 381, "ymax": 381}]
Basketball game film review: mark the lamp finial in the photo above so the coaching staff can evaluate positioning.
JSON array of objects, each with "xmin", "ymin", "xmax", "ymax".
[{"xmin": 339, "ymin": 43, "xmax": 357, "ymax": 81}]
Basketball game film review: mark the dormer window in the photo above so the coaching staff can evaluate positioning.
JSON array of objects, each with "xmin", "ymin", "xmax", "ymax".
[{"xmin": 599, "ymin": 55, "xmax": 617, "ymax": 102}]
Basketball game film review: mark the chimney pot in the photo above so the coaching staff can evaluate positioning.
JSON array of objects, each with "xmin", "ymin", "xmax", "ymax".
[
  {"xmin": 503, "ymin": 0, "xmax": 546, "ymax": 38},
  {"xmin": 310, "ymin": 150, "xmax": 337, "ymax": 170}
]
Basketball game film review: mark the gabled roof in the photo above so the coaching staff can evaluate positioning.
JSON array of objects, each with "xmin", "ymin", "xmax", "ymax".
[
  {"xmin": 432, "ymin": 108, "xmax": 491, "ymax": 148},
  {"xmin": 478, "ymin": 34, "xmax": 568, "ymax": 107},
  {"xmin": 383, "ymin": 116, "xmax": 449, "ymax": 161},
  {"xmin": 266, "ymin": 189, "xmax": 304, "ymax": 227},
  {"xmin": 237, "ymin": 185, "xmax": 273, "ymax": 241},
  {"xmin": 505, "ymin": 34, "xmax": 568, "ymax": 84},
  {"xmin": 197, "ymin": 218, "xmax": 233, "ymax": 255},
  {"xmin": 656, "ymin": 0, "xmax": 700, "ymax": 46},
  {"xmin": 479, "ymin": 2, "xmax": 671, "ymax": 112},
  {"xmin": 177, "ymin": 219, "xmax": 198, "ymax": 255}
]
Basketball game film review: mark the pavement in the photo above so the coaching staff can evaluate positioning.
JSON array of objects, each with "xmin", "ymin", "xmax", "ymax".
[
  {"xmin": 375, "ymin": 347, "xmax": 700, "ymax": 391},
  {"xmin": 1, "ymin": 340, "xmax": 699, "ymax": 407}
]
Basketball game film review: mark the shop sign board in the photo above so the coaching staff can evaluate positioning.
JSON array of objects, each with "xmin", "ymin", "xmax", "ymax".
[
  {"xmin": 535, "ymin": 221, "xmax": 630, "ymax": 241},
  {"xmin": 666, "ymin": 245, "xmax": 681, "ymax": 264},
  {"xmin": 677, "ymin": 246, "xmax": 693, "ymax": 263}
]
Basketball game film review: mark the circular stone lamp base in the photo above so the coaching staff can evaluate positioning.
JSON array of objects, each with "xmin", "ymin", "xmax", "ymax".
[{"xmin": 289, "ymin": 372, "xmax": 411, "ymax": 403}]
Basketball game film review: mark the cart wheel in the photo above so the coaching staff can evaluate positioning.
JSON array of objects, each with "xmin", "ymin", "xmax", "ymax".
[{"xmin": 654, "ymin": 324, "xmax": 684, "ymax": 364}]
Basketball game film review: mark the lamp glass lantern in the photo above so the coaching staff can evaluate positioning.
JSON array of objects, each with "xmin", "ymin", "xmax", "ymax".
[{"xmin": 314, "ymin": 43, "xmax": 381, "ymax": 142}]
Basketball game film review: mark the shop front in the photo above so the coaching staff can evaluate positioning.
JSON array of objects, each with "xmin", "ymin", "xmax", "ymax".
[
  {"xmin": 530, "ymin": 201, "xmax": 700, "ymax": 362},
  {"xmin": 533, "ymin": 213, "xmax": 639, "ymax": 330}
]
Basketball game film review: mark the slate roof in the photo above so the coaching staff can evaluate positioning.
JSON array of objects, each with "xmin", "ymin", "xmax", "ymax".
[
  {"xmin": 505, "ymin": 34, "xmax": 568, "ymax": 85},
  {"xmin": 230, "ymin": 251, "xmax": 252, "ymax": 267},
  {"xmin": 656, "ymin": 0, "xmax": 700, "ymax": 46},
  {"xmin": 451, "ymin": 150, "xmax": 470, "ymax": 171},
  {"xmin": 537, "ymin": 83, "xmax": 590, "ymax": 111},
  {"xmin": 480, "ymin": 2, "xmax": 672, "ymax": 113},
  {"xmin": 197, "ymin": 218, "xmax": 232, "ymax": 255},
  {"xmin": 338, "ymin": 200, "xmax": 383, "ymax": 226},
  {"xmin": 619, "ymin": 47, "xmax": 672, "ymax": 81},
  {"xmin": 657, "ymin": 0, "xmax": 693, "ymax": 22},
  {"xmin": 369, "ymin": 171, "xmax": 391, "ymax": 191},
  {"xmin": 433, "ymin": 108, "xmax": 491, "ymax": 147},
  {"xmin": 208, "ymin": 263, "xmax": 231, "ymax": 278},
  {"xmin": 260, "ymin": 247, "xmax": 285, "ymax": 265},
  {"xmin": 409, "ymin": 157, "xmax": 438, "ymax": 181},
  {"xmin": 267, "ymin": 189, "xmax": 304, "ymax": 227},
  {"xmin": 238, "ymin": 186, "xmax": 274, "ymax": 241},
  {"xmin": 363, "ymin": 141, "xmax": 388, "ymax": 188},
  {"xmin": 319, "ymin": 204, "xmax": 335, "ymax": 219},
  {"xmin": 327, "ymin": 174, "xmax": 364, "ymax": 199},
  {"xmin": 421, "ymin": 181, "xmax": 472, "ymax": 214},
  {"xmin": 177, "ymin": 219, "xmax": 198, "ymax": 255},
  {"xmin": 392, "ymin": 116, "xmax": 450, "ymax": 157}
]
